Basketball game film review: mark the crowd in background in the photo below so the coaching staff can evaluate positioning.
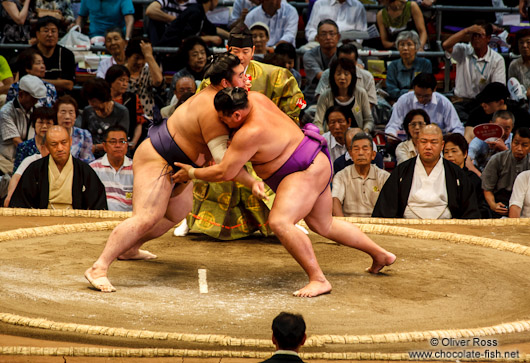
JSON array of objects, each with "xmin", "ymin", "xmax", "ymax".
[{"xmin": 2, "ymin": 0, "xmax": 530, "ymax": 221}]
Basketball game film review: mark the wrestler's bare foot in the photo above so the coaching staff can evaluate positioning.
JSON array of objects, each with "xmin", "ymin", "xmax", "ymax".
[
  {"xmin": 84, "ymin": 266, "xmax": 116, "ymax": 292},
  {"xmin": 117, "ymin": 249, "xmax": 157, "ymax": 260},
  {"xmin": 366, "ymin": 252, "xmax": 397, "ymax": 274},
  {"xmin": 293, "ymin": 279, "xmax": 332, "ymax": 298}
]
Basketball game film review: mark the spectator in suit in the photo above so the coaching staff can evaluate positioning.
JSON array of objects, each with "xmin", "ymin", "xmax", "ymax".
[
  {"xmin": 9, "ymin": 125, "xmax": 107, "ymax": 210},
  {"xmin": 373, "ymin": 124, "xmax": 480, "ymax": 219},
  {"xmin": 260, "ymin": 312, "xmax": 306, "ymax": 363},
  {"xmin": 443, "ymin": 132, "xmax": 491, "ymax": 218}
]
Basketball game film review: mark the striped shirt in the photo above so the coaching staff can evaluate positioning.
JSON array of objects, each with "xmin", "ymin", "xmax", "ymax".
[{"xmin": 90, "ymin": 154, "xmax": 133, "ymax": 212}]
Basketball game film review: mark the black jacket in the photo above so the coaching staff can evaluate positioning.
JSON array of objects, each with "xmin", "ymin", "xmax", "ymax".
[
  {"xmin": 10, "ymin": 155, "xmax": 107, "ymax": 210},
  {"xmin": 372, "ymin": 157, "xmax": 480, "ymax": 219}
]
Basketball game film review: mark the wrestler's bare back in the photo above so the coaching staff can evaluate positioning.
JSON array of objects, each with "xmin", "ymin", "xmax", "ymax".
[
  {"xmin": 166, "ymin": 86, "xmax": 230, "ymax": 166},
  {"xmin": 232, "ymin": 92, "xmax": 305, "ymax": 179}
]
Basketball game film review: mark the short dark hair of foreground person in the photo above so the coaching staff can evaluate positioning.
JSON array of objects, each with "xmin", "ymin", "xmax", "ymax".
[{"xmin": 260, "ymin": 312, "xmax": 307, "ymax": 363}]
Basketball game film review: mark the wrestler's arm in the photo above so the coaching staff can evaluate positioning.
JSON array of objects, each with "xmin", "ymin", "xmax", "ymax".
[{"xmin": 177, "ymin": 127, "xmax": 260, "ymax": 182}]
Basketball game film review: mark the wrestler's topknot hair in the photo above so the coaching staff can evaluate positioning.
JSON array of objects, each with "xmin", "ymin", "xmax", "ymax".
[
  {"xmin": 204, "ymin": 53, "xmax": 241, "ymax": 86},
  {"xmin": 214, "ymin": 87, "xmax": 248, "ymax": 115}
]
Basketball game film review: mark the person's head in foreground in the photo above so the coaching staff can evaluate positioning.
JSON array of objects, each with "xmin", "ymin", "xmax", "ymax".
[
  {"xmin": 403, "ymin": 108, "xmax": 431, "ymax": 144},
  {"xmin": 511, "ymin": 127, "xmax": 530, "ymax": 161},
  {"xmin": 45, "ymin": 125, "xmax": 72, "ymax": 168},
  {"xmin": 418, "ymin": 124, "xmax": 444, "ymax": 165},
  {"xmin": 271, "ymin": 312, "xmax": 306, "ymax": 352},
  {"xmin": 204, "ymin": 53, "xmax": 246, "ymax": 88},
  {"xmin": 213, "ymin": 87, "xmax": 249, "ymax": 128},
  {"xmin": 324, "ymin": 105, "xmax": 352, "ymax": 146},
  {"xmin": 443, "ymin": 132, "xmax": 468, "ymax": 169},
  {"xmin": 349, "ymin": 132, "xmax": 376, "ymax": 167}
]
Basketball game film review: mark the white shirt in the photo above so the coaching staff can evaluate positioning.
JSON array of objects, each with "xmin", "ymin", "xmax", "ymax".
[
  {"xmin": 404, "ymin": 157, "xmax": 452, "ymax": 219},
  {"xmin": 244, "ymin": 1, "xmax": 298, "ymax": 46},
  {"xmin": 509, "ymin": 170, "xmax": 530, "ymax": 217},
  {"xmin": 323, "ymin": 131, "xmax": 347, "ymax": 163},
  {"xmin": 449, "ymin": 43, "xmax": 506, "ymax": 99},
  {"xmin": 305, "ymin": 0, "xmax": 367, "ymax": 41}
]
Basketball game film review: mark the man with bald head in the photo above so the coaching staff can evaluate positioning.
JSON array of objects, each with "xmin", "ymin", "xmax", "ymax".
[
  {"xmin": 9, "ymin": 125, "xmax": 107, "ymax": 210},
  {"xmin": 373, "ymin": 125, "xmax": 480, "ymax": 219}
]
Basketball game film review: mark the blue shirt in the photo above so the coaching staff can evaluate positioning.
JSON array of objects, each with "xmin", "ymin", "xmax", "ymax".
[
  {"xmin": 386, "ymin": 91, "xmax": 464, "ymax": 136},
  {"xmin": 386, "ymin": 57, "xmax": 432, "ymax": 100},
  {"xmin": 79, "ymin": 0, "xmax": 134, "ymax": 38},
  {"xmin": 244, "ymin": 1, "xmax": 298, "ymax": 47},
  {"xmin": 469, "ymin": 133, "xmax": 513, "ymax": 172}
]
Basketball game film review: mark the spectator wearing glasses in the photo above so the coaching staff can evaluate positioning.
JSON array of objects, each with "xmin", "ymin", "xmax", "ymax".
[
  {"xmin": 395, "ymin": 108, "xmax": 431, "ymax": 165},
  {"xmin": 386, "ymin": 73, "xmax": 463, "ymax": 138},
  {"xmin": 90, "ymin": 125, "xmax": 133, "ymax": 212},
  {"xmin": 386, "ymin": 30, "xmax": 432, "ymax": 101}
]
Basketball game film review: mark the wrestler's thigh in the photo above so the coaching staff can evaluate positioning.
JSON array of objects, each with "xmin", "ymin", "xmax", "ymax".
[
  {"xmin": 303, "ymin": 187, "xmax": 334, "ymax": 233},
  {"xmin": 131, "ymin": 141, "xmax": 174, "ymax": 217},
  {"xmin": 270, "ymin": 153, "xmax": 331, "ymax": 223},
  {"xmin": 165, "ymin": 181, "xmax": 193, "ymax": 223}
]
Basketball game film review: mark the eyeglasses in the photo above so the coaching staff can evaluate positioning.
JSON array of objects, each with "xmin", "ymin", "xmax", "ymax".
[
  {"xmin": 105, "ymin": 139, "xmax": 127, "ymax": 145},
  {"xmin": 36, "ymin": 120, "xmax": 55, "ymax": 126},
  {"xmin": 398, "ymin": 42, "xmax": 415, "ymax": 49},
  {"xmin": 409, "ymin": 122, "xmax": 426, "ymax": 128}
]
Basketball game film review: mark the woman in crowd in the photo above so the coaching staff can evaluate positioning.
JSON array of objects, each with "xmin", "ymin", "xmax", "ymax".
[
  {"xmin": 315, "ymin": 57, "xmax": 374, "ymax": 134},
  {"xmin": 13, "ymin": 106, "xmax": 55, "ymax": 172},
  {"xmin": 443, "ymin": 132, "xmax": 491, "ymax": 218},
  {"xmin": 395, "ymin": 109, "xmax": 430, "ymax": 165},
  {"xmin": 105, "ymin": 65, "xmax": 145, "ymax": 153},
  {"xmin": 376, "ymin": 0, "xmax": 427, "ymax": 49},
  {"xmin": 81, "ymin": 78, "xmax": 129, "ymax": 158},
  {"xmin": 125, "ymin": 36, "xmax": 163, "ymax": 118},
  {"xmin": 386, "ymin": 30, "xmax": 432, "ymax": 101},
  {"xmin": 96, "ymin": 27, "xmax": 128, "ymax": 79},
  {"xmin": 0, "ymin": 0, "xmax": 35, "ymax": 44},
  {"xmin": 168, "ymin": 36, "xmax": 210, "ymax": 102},
  {"xmin": 250, "ymin": 22, "xmax": 270, "ymax": 61},
  {"xmin": 54, "ymin": 95, "xmax": 95, "ymax": 163},
  {"xmin": 7, "ymin": 48, "xmax": 57, "ymax": 108}
]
